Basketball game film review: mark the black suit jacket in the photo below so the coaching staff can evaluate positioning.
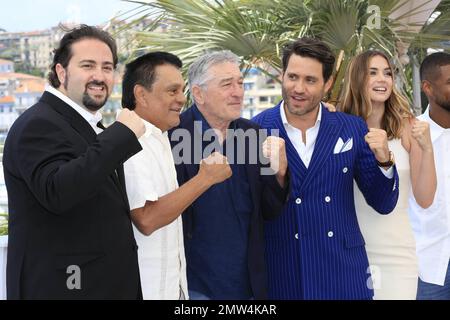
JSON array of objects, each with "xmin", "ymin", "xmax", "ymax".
[
  {"xmin": 3, "ymin": 92, "xmax": 143, "ymax": 299},
  {"xmin": 168, "ymin": 106, "xmax": 289, "ymax": 299}
]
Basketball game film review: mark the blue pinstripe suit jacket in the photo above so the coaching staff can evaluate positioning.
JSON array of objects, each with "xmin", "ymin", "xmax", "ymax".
[{"xmin": 252, "ymin": 103, "xmax": 399, "ymax": 300}]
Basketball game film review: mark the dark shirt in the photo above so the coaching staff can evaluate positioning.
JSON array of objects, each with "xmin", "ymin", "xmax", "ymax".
[{"xmin": 186, "ymin": 105, "xmax": 253, "ymax": 299}]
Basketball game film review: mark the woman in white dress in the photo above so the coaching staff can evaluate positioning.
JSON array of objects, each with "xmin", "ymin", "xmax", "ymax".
[{"xmin": 339, "ymin": 50, "xmax": 437, "ymax": 299}]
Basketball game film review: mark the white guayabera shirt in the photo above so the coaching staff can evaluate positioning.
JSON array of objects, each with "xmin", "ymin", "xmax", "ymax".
[{"xmin": 123, "ymin": 115, "xmax": 188, "ymax": 300}]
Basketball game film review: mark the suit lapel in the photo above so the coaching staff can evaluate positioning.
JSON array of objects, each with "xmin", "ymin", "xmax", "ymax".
[
  {"xmin": 270, "ymin": 103, "xmax": 308, "ymax": 183},
  {"xmin": 299, "ymin": 106, "xmax": 342, "ymax": 191},
  {"xmin": 40, "ymin": 91, "xmax": 97, "ymax": 144}
]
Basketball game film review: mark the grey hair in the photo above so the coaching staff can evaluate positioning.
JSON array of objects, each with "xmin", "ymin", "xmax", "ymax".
[{"xmin": 188, "ymin": 50, "xmax": 240, "ymax": 94}]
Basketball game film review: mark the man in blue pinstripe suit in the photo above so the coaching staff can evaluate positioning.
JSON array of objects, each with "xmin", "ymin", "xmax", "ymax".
[{"xmin": 252, "ymin": 37, "xmax": 399, "ymax": 299}]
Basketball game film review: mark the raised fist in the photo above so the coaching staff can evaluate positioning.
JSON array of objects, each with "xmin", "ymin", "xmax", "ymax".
[
  {"xmin": 117, "ymin": 109, "xmax": 146, "ymax": 138},
  {"xmin": 199, "ymin": 152, "xmax": 232, "ymax": 185},
  {"xmin": 365, "ymin": 128, "xmax": 390, "ymax": 163}
]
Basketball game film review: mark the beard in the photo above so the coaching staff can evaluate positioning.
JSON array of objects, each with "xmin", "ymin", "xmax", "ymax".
[
  {"xmin": 82, "ymin": 86, "xmax": 109, "ymax": 112},
  {"xmin": 435, "ymin": 94, "xmax": 450, "ymax": 112},
  {"xmin": 281, "ymin": 85, "xmax": 321, "ymax": 117},
  {"xmin": 64, "ymin": 74, "xmax": 109, "ymax": 112}
]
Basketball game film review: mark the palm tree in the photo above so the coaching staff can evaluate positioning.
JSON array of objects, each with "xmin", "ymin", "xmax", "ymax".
[{"xmin": 122, "ymin": 0, "xmax": 450, "ymax": 108}]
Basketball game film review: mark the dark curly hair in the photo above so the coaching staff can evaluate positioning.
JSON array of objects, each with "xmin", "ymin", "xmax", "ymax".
[
  {"xmin": 282, "ymin": 37, "xmax": 335, "ymax": 82},
  {"xmin": 47, "ymin": 24, "xmax": 118, "ymax": 88},
  {"xmin": 121, "ymin": 52, "xmax": 182, "ymax": 110}
]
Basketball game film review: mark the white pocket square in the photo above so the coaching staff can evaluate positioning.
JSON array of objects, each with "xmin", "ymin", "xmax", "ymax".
[{"xmin": 333, "ymin": 137, "xmax": 353, "ymax": 154}]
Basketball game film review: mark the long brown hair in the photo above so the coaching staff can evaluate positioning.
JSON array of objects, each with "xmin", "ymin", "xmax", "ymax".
[{"xmin": 339, "ymin": 50, "xmax": 413, "ymax": 139}]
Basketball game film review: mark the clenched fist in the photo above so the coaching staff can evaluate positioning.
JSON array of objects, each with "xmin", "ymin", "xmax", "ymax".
[
  {"xmin": 411, "ymin": 120, "xmax": 433, "ymax": 152},
  {"xmin": 117, "ymin": 109, "xmax": 146, "ymax": 139},
  {"xmin": 365, "ymin": 128, "xmax": 390, "ymax": 163},
  {"xmin": 263, "ymin": 136, "xmax": 288, "ymax": 185},
  {"xmin": 198, "ymin": 152, "xmax": 232, "ymax": 185}
]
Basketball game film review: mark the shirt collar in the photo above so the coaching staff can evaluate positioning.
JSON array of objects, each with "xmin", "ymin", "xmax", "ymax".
[
  {"xmin": 142, "ymin": 117, "xmax": 163, "ymax": 138},
  {"xmin": 45, "ymin": 84, "xmax": 102, "ymax": 127},
  {"xmin": 192, "ymin": 104, "xmax": 211, "ymax": 133},
  {"xmin": 280, "ymin": 100, "xmax": 322, "ymax": 128},
  {"xmin": 420, "ymin": 106, "xmax": 447, "ymax": 143}
]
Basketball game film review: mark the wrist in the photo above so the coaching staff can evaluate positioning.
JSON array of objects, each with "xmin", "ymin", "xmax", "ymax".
[
  {"xmin": 276, "ymin": 166, "xmax": 287, "ymax": 179},
  {"xmin": 196, "ymin": 170, "xmax": 214, "ymax": 187},
  {"xmin": 376, "ymin": 151, "xmax": 395, "ymax": 168},
  {"xmin": 422, "ymin": 146, "xmax": 433, "ymax": 153}
]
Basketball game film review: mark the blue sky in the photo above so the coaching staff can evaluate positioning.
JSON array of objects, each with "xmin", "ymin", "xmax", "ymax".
[{"xmin": 0, "ymin": 0, "xmax": 146, "ymax": 32}]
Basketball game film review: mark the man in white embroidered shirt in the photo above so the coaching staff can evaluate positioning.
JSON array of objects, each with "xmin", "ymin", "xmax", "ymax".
[
  {"xmin": 409, "ymin": 52, "xmax": 450, "ymax": 300},
  {"xmin": 121, "ymin": 52, "xmax": 232, "ymax": 299}
]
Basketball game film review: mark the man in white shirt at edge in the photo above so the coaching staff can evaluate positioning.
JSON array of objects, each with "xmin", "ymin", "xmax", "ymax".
[
  {"xmin": 119, "ymin": 52, "xmax": 233, "ymax": 300},
  {"xmin": 409, "ymin": 52, "xmax": 450, "ymax": 299}
]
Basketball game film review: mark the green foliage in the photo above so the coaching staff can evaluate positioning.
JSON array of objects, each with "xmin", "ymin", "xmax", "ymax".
[
  {"xmin": 123, "ymin": 0, "xmax": 450, "ymax": 105},
  {"xmin": 14, "ymin": 62, "xmax": 45, "ymax": 78}
]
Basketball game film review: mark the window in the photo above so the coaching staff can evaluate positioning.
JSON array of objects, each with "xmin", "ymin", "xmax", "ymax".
[{"xmin": 244, "ymin": 83, "xmax": 254, "ymax": 90}]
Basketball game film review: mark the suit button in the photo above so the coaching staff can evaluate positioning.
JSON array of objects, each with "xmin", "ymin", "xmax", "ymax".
[
  {"xmin": 295, "ymin": 233, "xmax": 299, "ymax": 240},
  {"xmin": 343, "ymin": 167, "xmax": 348, "ymax": 173},
  {"xmin": 295, "ymin": 198, "xmax": 302, "ymax": 205},
  {"xmin": 186, "ymin": 233, "xmax": 193, "ymax": 239},
  {"xmin": 327, "ymin": 231, "xmax": 334, "ymax": 238},
  {"xmin": 325, "ymin": 196, "xmax": 331, "ymax": 203}
]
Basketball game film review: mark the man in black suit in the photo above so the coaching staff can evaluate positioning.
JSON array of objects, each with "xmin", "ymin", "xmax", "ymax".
[{"xmin": 3, "ymin": 25, "xmax": 145, "ymax": 299}]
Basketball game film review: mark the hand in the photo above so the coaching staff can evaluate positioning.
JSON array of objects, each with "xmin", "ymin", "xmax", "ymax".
[
  {"xmin": 263, "ymin": 136, "xmax": 288, "ymax": 179},
  {"xmin": 198, "ymin": 152, "xmax": 232, "ymax": 185},
  {"xmin": 323, "ymin": 102, "xmax": 336, "ymax": 112},
  {"xmin": 411, "ymin": 120, "xmax": 433, "ymax": 152},
  {"xmin": 365, "ymin": 128, "xmax": 390, "ymax": 163},
  {"xmin": 117, "ymin": 109, "xmax": 146, "ymax": 138}
]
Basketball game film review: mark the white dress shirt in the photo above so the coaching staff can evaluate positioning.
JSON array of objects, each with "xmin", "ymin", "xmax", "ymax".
[
  {"xmin": 280, "ymin": 101, "xmax": 393, "ymax": 177},
  {"xmin": 409, "ymin": 106, "xmax": 450, "ymax": 285},
  {"xmin": 123, "ymin": 116, "xmax": 188, "ymax": 300},
  {"xmin": 45, "ymin": 85, "xmax": 103, "ymax": 134},
  {"xmin": 280, "ymin": 101, "xmax": 321, "ymax": 168}
]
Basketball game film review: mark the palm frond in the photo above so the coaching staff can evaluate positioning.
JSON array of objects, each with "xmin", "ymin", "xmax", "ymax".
[{"xmin": 121, "ymin": 0, "xmax": 448, "ymax": 107}]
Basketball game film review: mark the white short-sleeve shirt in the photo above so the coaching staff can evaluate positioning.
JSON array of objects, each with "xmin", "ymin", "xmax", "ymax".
[{"xmin": 123, "ymin": 117, "xmax": 187, "ymax": 300}]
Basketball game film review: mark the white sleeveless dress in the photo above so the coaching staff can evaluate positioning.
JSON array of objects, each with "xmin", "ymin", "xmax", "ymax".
[{"xmin": 355, "ymin": 138, "xmax": 418, "ymax": 299}]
